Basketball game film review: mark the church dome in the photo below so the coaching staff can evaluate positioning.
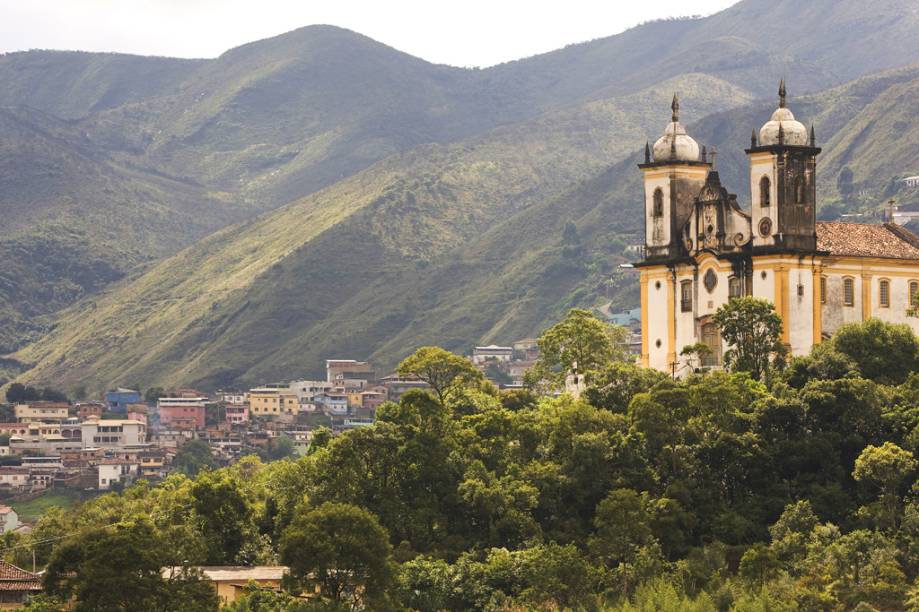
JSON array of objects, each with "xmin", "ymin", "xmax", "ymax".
[
  {"xmin": 759, "ymin": 80, "xmax": 809, "ymax": 146},
  {"xmin": 652, "ymin": 94, "xmax": 701, "ymax": 163}
]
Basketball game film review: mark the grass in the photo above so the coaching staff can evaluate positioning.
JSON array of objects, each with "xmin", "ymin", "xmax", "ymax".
[{"xmin": 11, "ymin": 489, "xmax": 98, "ymax": 524}]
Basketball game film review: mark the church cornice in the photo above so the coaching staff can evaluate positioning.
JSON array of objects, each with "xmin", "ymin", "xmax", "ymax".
[{"xmin": 744, "ymin": 144, "xmax": 821, "ymax": 155}]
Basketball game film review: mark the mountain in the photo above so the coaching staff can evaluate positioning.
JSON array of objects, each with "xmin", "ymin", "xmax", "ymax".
[
  {"xmin": 0, "ymin": 106, "xmax": 245, "ymax": 353},
  {"xmin": 4, "ymin": 0, "xmax": 919, "ymax": 390}
]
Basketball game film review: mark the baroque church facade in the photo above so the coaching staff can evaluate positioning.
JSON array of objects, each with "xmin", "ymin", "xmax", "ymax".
[{"xmin": 638, "ymin": 82, "xmax": 919, "ymax": 375}]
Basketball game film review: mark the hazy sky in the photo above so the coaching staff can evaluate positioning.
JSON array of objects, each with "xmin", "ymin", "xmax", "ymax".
[{"xmin": 0, "ymin": 0, "xmax": 738, "ymax": 67}]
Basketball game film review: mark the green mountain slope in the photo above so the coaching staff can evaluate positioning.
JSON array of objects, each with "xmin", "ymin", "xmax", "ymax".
[
  {"xmin": 0, "ymin": 107, "xmax": 245, "ymax": 353},
  {"xmin": 8, "ymin": 75, "xmax": 750, "ymax": 390}
]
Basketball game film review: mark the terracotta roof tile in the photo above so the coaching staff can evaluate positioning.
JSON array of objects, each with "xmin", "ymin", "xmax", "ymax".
[
  {"xmin": 816, "ymin": 222, "xmax": 919, "ymax": 260},
  {"xmin": 0, "ymin": 560, "xmax": 39, "ymax": 584}
]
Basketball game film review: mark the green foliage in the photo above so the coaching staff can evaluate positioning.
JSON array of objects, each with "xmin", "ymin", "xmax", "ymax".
[
  {"xmin": 397, "ymin": 346, "xmax": 484, "ymax": 405},
  {"xmin": 527, "ymin": 308, "xmax": 630, "ymax": 389},
  {"xmin": 713, "ymin": 297, "xmax": 785, "ymax": 382},
  {"xmin": 173, "ymin": 439, "xmax": 217, "ymax": 477},
  {"xmin": 832, "ymin": 318, "xmax": 919, "ymax": 385},
  {"xmin": 280, "ymin": 501, "xmax": 397, "ymax": 609}
]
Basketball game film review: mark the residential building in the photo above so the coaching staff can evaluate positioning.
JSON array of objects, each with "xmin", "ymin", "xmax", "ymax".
[
  {"xmin": 0, "ymin": 506, "xmax": 19, "ymax": 533},
  {"xmin": 314, "ymin": 392, "xmax": 348, "ymax": 415},
  {"xmin": 216, "ymin": 390, "xmax": 246, "ymax": 405},
  {"xmin": 287, "ymin": 380, "xmax": 334, "ymax": 402},
  {"xmin": 0, "ymin": 560, "xmax": 42, "ymax": 607},
  {"xmin": 378, "ymin": 374, "xmax": 430, "ymax": 402},
  {"xmin": 80, "ymin": 418, "xmax": 147, "ymax": 448},
  {"xmin": 248, "ymin": 389, "xmax": 298, "ymax": 417},
  {"xmin": 162, "ymin": 566, "xmax": 288, "ymax": 604},
  {"xmin": 105, "ymin": 388, "xmax": 141, "ymax": 413},
  {"xmin": 76, "ymin": 402, "xmax": 105, "ymax": 420},
  {"xmin": 637, "ymin": 85, "xmax": 919, "ymax": 376},
  {"xmin": 513, "ymin": 338, "xmax": 540, "ymax": 361},
  {"xmin": 0, "ymin": 468, "xmax": 31, "ymax": 492},
  {"xmin": 225, "ymin": 404, "xmax": 249, "ymax": 426},
  {"xmin": 471, "ymin": 345, "xmax": 514, "ymax": 365},
  {"xmin": 14, "ymin": 402, "xmax": 69, "ymax": 423},
  {"xmin": 98, "ymin": 459, "xmax": 138, "ymax": 490},
  {"xmin": 157, "ymin": 397, "xmax": 207, "ymax": 430},
  {"xmin": 325, "ymin": 360, "xmax": 375, "ymax": 387}
]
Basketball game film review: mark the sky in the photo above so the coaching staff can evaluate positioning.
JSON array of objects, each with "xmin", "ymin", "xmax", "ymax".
[{"xmin": 0, "ymin": 0, "xmax": 739, "ymax": 67}]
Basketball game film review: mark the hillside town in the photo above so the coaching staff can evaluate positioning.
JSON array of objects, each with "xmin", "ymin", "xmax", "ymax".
[{"xmin": 1, "ymin": 330, "xmax": 639, "ymax": 510}]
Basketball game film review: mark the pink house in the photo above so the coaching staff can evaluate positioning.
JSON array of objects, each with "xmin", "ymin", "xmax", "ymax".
[{"xmin": 157, "ymin": 397, "xmax": 207, "ymax": 430}]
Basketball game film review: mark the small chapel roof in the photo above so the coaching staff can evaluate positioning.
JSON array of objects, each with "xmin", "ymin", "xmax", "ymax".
[{"xmin": 816, "ymin": 222, "xmax": 919, "ymax": 260}]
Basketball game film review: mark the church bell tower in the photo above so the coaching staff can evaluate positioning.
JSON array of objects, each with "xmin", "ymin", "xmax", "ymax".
[
  {"xmin": 746, "ymin": 81, "xmax": 821, "ymax": 252},
  {"xmin": 638, "ymin": 94, "xmax": 711, "ymax": 260}
]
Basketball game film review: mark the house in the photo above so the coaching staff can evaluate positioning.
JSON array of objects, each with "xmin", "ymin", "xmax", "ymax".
[
  {"xmin": 105, "ymin": 388, "xmax": 141, "ymax": 413},
  {"xmin": 378, "ymin": 374, "xmax": 430, "ymax": 402},
  {"xmin": 76, "ymin": 402, "xmax": 105, "ymax": 420},
  {"xmin": 287, "ymin": 380, "xmax": 335, "ymax": 402},
  {"xmin": 471, "ymin": 345, "xmax": 513, "ymax": 365},
  {"xmin": 0, "ymin": 506, "xmax": 18, "ymax": 533},
  {"xmin": 157, "ymin": 397, "xmax": 207, "ymax": 430},
  {"xmin": 216, "ymin": 390, "xmax": 246, "ymax": 405},
  {"xmin": 14, "ymin": 403, "xmax": 69, "ymax": 423},
  {"xmin": 98, "ymin": 459, "xmax": 138, "ymax": 490},
  {"xmin": 0, "ymin": 468, "xmax": 31, "ymax": 492},
  {"xmin": 248, "ymin": 389, "xmax": 299, "ymax": 417},
  {"xmin": 325, "ymin": 360, "xmax": 375, "ymax": 387},
  {"xmin": 637, "ymin": 84, "xmax": 919, "ymax": 375},
  {"xmin": 80, "ymin": 418, "xmax": 147, "ymax": 448},
  {"xmin": 314, "ymin": 392, "xmax": 348, "ymax": 416},
  {"xmin": 162, "ymin": 566, "xmax": 288, "ymax": 604},
  {"xmin": 225, "ymin": 404, "xmax": 249, "ymax": 426},
  {"xmin": 0, "ymin": 560, "xmax": 42, "ymax": 607},
  {"xmin": 513, "ymin": 338, "xmax": 540, "ymax": 361}
]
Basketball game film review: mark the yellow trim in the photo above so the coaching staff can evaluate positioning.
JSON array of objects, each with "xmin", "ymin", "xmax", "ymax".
[
  {"xmin": 862, "ymin": 273, "xmax": 872, "ymax": 320},
  {"xmin": 640, "ymin": 272, "xmax": 649, "ymax": 367},
  {"xmin": 774, "ymin": 266, "xmax": 790, "ymax": 345},
  {"xmin": 812, "ymin": 266, "xmax": 823, "ymax": 344},
  {"xmin": 666, "ymin": 275, "xmax": 676, "ymax": 366}
]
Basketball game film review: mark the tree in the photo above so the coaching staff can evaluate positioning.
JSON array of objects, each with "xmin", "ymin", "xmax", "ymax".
[
  {"xmin": 837, "ymin": 166, "xmax": 854, "ymax": 200},
  {"xmin": 712, "ymin": 297, "xmax": 785, "ymax": 382},
  {"xmin": 144, "ymin": 387, "xmax": 165, "ymax": 404},
  {"xmin": 528, "ymin": 308, "xmax": 630, "ymax": 388},
  {"xmin": 853, "ymin": 442, "xmax": 916, "ymax": 530},
  {"xmin": 173, "ymin": 440, "xmax": 216, "ymax": 477},
  {"xmin": 280, "ymin": 502, "xmax": 396, "ymax": 609},
  {"xmin": 589, "ymin": 488, "xmax": 654, "ymax": 565},
  {"xmin": 265, "ymin": 435, "xmax": 296, "ymax": 461},
  {"xmin": 191, "ymin": 470, "xmax": 251, "ymax": 564},
  {"xmin": 43, "ymin": 520, "xmax": 217, "ymax": 612},
  {"xmin": 831, "ymin": 318, "xmax": 919, "ymax": 385},
  {"xmin": 397, "ymin": 346, "xmax": 483, "ymax": 405}
]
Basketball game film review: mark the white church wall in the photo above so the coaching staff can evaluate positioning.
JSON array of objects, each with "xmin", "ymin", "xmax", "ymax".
[
  {"xmin": 786, "ymin": 266, "xmax": 815, "ymax": 355},
  {"xmin": 644, "ymin": 175, "xmax": 672, "ymax": 248}
]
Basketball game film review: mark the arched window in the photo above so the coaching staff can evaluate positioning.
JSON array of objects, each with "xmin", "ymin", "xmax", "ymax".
[
  {"xmin": 728, "ymin": 276, "xmax": 743, "ymax": 300},
  {"xmin": 701, "ymin": 322, "xmax": 721, "ymax": 367},
  {"xmin": 759, "ymin": 176, "xmax": 771, "ymax": 207},
  {"xmin": 652, "ymin": 188, "xmax": 664, "ymax": 217},
  {"xmin": 680, "ymin": 280, "xmax": 693, "ymax": 312},
  {"xmin": 843, "ymin": 277, "xmax": 855, "ymax": 307},
  {"xmin": 910, "ymin": 281, "xmax": 919, "ymax": 306},
  {"xmin": 879, "ymin": 279, "xmax": 890, "ymax": 308},
  {"xmin": 795, "ymin": 175, "xmax": 806, "ymax": 204}
]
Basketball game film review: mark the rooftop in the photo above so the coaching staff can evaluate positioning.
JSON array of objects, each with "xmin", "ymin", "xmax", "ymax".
[
  {"xmin": 816, "ymin": 222, "xmax": 919, "ymax": 260},
  {"xmin": 163, "ymin": 566, "xmax": 288, "ymax": 582}
]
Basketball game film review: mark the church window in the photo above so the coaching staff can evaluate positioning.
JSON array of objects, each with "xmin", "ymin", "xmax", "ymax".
[
  {"xmin": 795, "ymin": 175, "xmax": 806, "ymax": 204},
  {"xmin": 843, "ymin": 277, "xmax": 855, "ymax": 307},
  {"xmin": 701, "ymin": 322, "xmax": 720, "ymax": 367},
  {"xmin": 820, "ymin": 276, "xmax": 827, "ymax": 304},
  {"xmin": 759, "ymin": 176, "xmax": 770, "ymax": 207},
  {"xmin": 680, "ymin": 280, "xmax": 693, "ymax": 312},
  {"xmin": 703, "ymin": 269, "xmax": 718, "ymax": 293},
  {"xmin": 652, "ymin": 188, "xmax": 664, "ymax": 217},
  {"xmin": 728, "ymin": 276, "xmax": 742, "ymax": 300},
  {"xmin": 910, "ymin": 281, "xmax": 919, "ymax": 305},
  {"xmin": 879, "ymin": 279, "xmax": 890, "ymax": 308}
]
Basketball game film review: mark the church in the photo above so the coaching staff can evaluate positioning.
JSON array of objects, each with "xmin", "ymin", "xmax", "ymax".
[{"xmin": 637, "ymin": 81, "xmax": 919, "ymax": 375}]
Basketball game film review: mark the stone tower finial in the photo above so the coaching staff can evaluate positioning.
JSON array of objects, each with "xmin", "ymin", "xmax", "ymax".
[
  {"xmin": 701, "ymin": 145, "xmax": 707, "ymax": 162},
  {"xmin": 809, "ymin": 124, "xmax": 816, "ymax": 147},
  {"xmin": 644, "ymin": 141, "xmax": 651, "ymax": 163},
  {"xmin": 779, "ymin": 79, "xmax": 787, "ymax": 108},
  {"xmin": 671, "ymin": 93, "xmax": 680, "ymax": 122},
  {"xmin": 751, "ymin": 129, "xmax": 758, "ymax": 148},
  {"xmin": 777, "ymin": 122, "xmax": 785, "ymax": 145},
  {"xmin": 710, "ymin": 145, "xmax": 717, "ymax": 170}
]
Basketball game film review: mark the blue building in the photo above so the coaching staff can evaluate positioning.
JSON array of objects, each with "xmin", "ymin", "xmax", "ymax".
[{"xmin": 105, "ymin": 388, "xmax": 141, "ymax": 413}]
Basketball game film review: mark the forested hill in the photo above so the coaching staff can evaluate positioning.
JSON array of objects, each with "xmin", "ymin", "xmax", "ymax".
[{"xmin": 3, "ymin": 0, "xmax": 919, "ymax": 391}]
